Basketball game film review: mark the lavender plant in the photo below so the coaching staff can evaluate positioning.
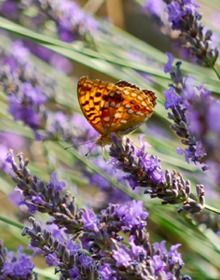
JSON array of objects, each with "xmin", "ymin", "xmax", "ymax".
[
  {"xmin": 0, "ymin": 0, "xmax": 219, "ymax": 279},
  {"xmin": 5, "ymin": 151, "xmax": 191, "ymax": 279},
  {"xmin": 144, "ymin": 0, "xmax": 219, "ymax": 70}
]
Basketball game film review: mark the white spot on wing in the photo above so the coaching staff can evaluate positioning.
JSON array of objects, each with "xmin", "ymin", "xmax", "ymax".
[
  {"xmin": 103, "ymin": 116, "xmax": 110, "ymax": 122},
  {"xmin": 123, "ymin": 90, "xmax": 130, "ymax": 95},
  {"xmin": 127, "ymin": 109, "xmax": 134, "ymax": 114},
  {"xmin": 135, "ymin": 111, "xmax": 144, "ymax": 116},
  {"xmin": 137, "ymin": 95, "xmax": 143, "ymax": 101},
  {"xmin": 114, "ymin": 113, "xmax": 122, "ymax": 119},
  {"xmin": 141, "ymin": 101, "xmax": 147, "ymax": 107}
]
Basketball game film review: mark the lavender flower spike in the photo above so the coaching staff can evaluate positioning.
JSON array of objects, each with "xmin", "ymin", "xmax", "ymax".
[
  {"xmin": 165, "ymin": 0, "xmax": 219, "ymax": 66},
  {"xmin": 0, "ymin": 240, "xmax": 36, "ymax": 279},
  {"xmin": 5, "ymin": 150, "xmax": 85, "ymax": 233},
  {"xmin": 110, "ymin": 134, "xmax": 205, "ymax": 213}
]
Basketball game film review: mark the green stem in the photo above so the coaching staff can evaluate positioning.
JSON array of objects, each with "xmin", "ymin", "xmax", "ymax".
[
  {"xmin": 211, "ymin": 65, "xmax": 220, "ymax": 81},
  {"xmin": 0, "ymin": 216, "xmax": 24, "ymax": 230},
  {"xmin": 205, "ymin": 58, "xmax": 220, "ymax": 80},
  {"xmin": 204, "ymin": 204, "xmax": 220, "ymax": 214}
]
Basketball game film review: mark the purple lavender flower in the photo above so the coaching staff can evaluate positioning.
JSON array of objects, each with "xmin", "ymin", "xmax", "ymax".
[
  {"xmin": 165, "ymin": 0, "xmax": 219, "ymax": 65},
  {"xmin": 48, "ymin": 112, "xmax": 133, "ymax": 206},
  {"xmin": 110, "ymin": 134, "xmax": 165, "ymax": 190},
  {"xmin": 5, "ymin": 150, "xmax": 84, "ymax": 231},
  {"xmin": 0, "ymin": 0, "xmax": 19, "ymax": 21},
  {"xmin": 0, "ymin": 243, "xmax": 35, "ymax": 279},
  {"xmin": 5, "ymin": 150, "xmax": 191, "ymax": 279},
  {"xmin": 114, "ymin": 200, "xmax": 148, "ymax": 230},
  {"xmin": 23, "ymin": 41, "xmax": 73, "ymax": 74},
  {"xmin": 163, "ymin": 53, "xmax": 207, "ymax": 167},
  {"xmin": 163, "ymin": 53, "xmax": 220, "ymax": 169},
  {"xmin": 0, "ymin": 0, "xmax": 100, "ymax": 42},
  {"xmin": 143, "ymin": 0, "xmax": 165, "ymax": 19},
  {"xmin": 82, "ymin": 209, "xmax": 99, "ymax": 232},
  {"xmin": 164, "ymin": 87, "xmax": 183, "ymax": 109},
  {"xmin": 112, "ymin": 247, "xmax": 132, "ymax": 267},
  {"xmin": 0, "ymin": 41, "xmax": 60, "ymax": 138},
  {"xmin": 8, "ymin": 82, "xmax": 47, "ymax": 131},
  {"xmin": 109, "ymin": 134, "xmax": 205, "ymax": 213},
  {"xmin": 21, "ymin": 199, "xmax": 189, "ymax": 279},
  {"xmin": 98, "ymin": 263, "xmax": 116, "ymax": 280}
]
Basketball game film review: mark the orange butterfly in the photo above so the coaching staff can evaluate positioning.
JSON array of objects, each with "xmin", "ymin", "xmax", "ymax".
[{"xmin": 77, "ymin": 76, "xmax": 156, "ymax": 147}]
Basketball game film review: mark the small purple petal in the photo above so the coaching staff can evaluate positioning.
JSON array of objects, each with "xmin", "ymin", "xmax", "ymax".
[
  {"xmin": 82, "ymin": 209, "xmax": 99, "ymax": 232},
  {"xmin": 112, "ymin": 247, "xmax": 131, "ymax": 268},
  {"xmin": 164, "ymin": 87, "xmax": 182, "ymax": 109},
  {"xmin": 164, "ymin": 53, "xmax": 174, "ymax": 73}
]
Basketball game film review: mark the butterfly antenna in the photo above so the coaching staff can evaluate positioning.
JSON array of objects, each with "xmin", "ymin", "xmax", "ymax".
[
  {"xmin": 85, "ymin": 142, "xmax": 96, "ymax": 156},
  {"xmin": 64, "ymin": 144, "xmax": 74, "ymax": 150},
  {"xmin": 64, "ymin": 139, "xmax": 97, "ymax": 151}
]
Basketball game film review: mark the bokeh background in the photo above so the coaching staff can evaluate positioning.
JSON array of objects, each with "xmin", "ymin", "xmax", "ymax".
[{"xmin": 0, "ymin": 0, "xmax": 219, "ymax": 279}]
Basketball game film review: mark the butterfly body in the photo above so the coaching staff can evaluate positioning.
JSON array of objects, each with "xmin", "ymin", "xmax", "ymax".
[{"xmin": 77, "ymin": 76, "xmax": 156, "ymax": 146}]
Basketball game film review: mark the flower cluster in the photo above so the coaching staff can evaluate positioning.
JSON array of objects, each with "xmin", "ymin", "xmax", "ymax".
[
  {"xmin": 164, "ymin": 52, "xmax": 220, "ymax": 172},
  {"xmin": 165, "ymin": 0, "xmax": 219, "ymax": 65},
  {"xmin": 6, "ymin": 150, "xmax": 85, "ymax": 233},
  {"xmin": 0, "ymin": 0, "xmax": 98, "ymax": 73},
  {"xmin": 0, "ymin": 0, "xmax": 100, "ymax": 42},
  {"xmin": 0, "ymin": 41, "xmax": 53, "ymax": 138},
  {"xmin": 0, "ymin": 241, "xmax": 36, "ymax": 279},
  {"xmin": 2, "ymin": 151, "xmax": 191, "ymax": 279},
  {"xmin": 0, "ymin": 41, "xmax": 76, "ymax": 143},
  {"xmin": 110, "ymin": 134, "xmax": 205, "ymax": 214},
  {"xmin": 145, "ymin": 0, "xmax": 219, "ymax": 66}
]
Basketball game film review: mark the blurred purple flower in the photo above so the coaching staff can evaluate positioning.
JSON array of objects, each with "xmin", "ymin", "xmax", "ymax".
[
  {"xmin": 165, "ymin": 0, "xmax": 218, "ymax": 65},
  {"xmin": 163, "ymin": 53, "xmax": 209, "ymax": 167},
  {"xmin": 79, "ymin": 254, "xmax": 92, "ymax": 268},
  {"xmin": 49, "ymin": 172, "xmax": 66, "ymax": 191},
  {"xmin": 69, "ymin": 268, "xmax": 80, "ymax": 279},
  {"xmin": 9, "ymin": 157, "xmax": 189, "ymax": 280},
  {"xmin": 115, "ymin": 200, "xmax": 149, "ymax": 230},
  {"xmin": 39, "ymin": 0, "xmax": 100, "ymax": 42},
  {"xmin": 143, "ymin": 0, "xmax": 165, "ymax": 19},
  {"xmin": 8, "ymin": 82, "xmax": 47, "ymax": 131},
  {"xmin": 164, "ymin": 52, "xmax": 174, "ymax": 73},
  {"xmin": 110, "ymin": 135, "xmax": 205, "ymax": 213},
  {"xmin": 164, "ymin": 87, "xmax": 182, "ymax": 109},
  {"xmin": 207, "ymin": 101, "xmax": 220, "ymax": 133},
  {"xmin": 153, "ymin": 240, "xmax": 183, "ymax": 276},
  {"xmin": 129, "ymin": 235, "xmax": 146, "ymax": 258},
  {"xmin": 110, "ymin": 134, "xmax": 165, "ymax": 190},
  {"xmin": 169, "ymin": 244, "xmax": 183, "ymax": 266},
  {"xmin": 0, "ymin": 0, "xmax": 19, "ymax": 20},
  {"xmin": 45, "ymin": 252, "xmax": 61, "ymax": 267},
  {"xmin": 98, "ymin": 263, "xmax": 116, "ymax": 280},
  {"xmin": 112, "ymin": 247, "xmax": 132, "ymax": 267},
  {"xmin": 152, "ymin": 255, "xmax": 165, "ymax": 275},
  {"xmin": 0, "ymin": 245, "xmax": 35, "ymax": 279},
  {"xmin": 167, "ymin": 0, "xmax": 200, "ymax": 29},
  {"xmin": 82, "ymin": 209, "xmax": 99, "ymax": 232},
  {"xmin": 24, "ymin": 41, "xmax": 73, "ymax": 74},
  {"xmin": 167, "ymin": 1, "xmax": 183, "ymax": 29}
]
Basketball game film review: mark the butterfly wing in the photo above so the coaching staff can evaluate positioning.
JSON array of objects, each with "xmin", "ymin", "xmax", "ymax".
[
  {"xmin": 101, "ymin": 84, "xmax": 156, "ymax": 136},
  {"xmin": 77, "ymin": 76, "xmax": 156, "ymax": 139},
  {"xmin": 77, "ymin": 76, "xmax": 114, "ymax": 135}
]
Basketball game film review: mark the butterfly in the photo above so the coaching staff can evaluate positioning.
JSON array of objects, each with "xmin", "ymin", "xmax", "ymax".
[{"xmin": 77, "ymin": 76, "xmax": 156, "ymax": 147}]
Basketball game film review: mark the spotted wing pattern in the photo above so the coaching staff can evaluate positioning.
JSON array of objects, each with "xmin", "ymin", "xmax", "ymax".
[{"xmin": 77, "ymin": 76, "xmax": 156, "ymax": 146}]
